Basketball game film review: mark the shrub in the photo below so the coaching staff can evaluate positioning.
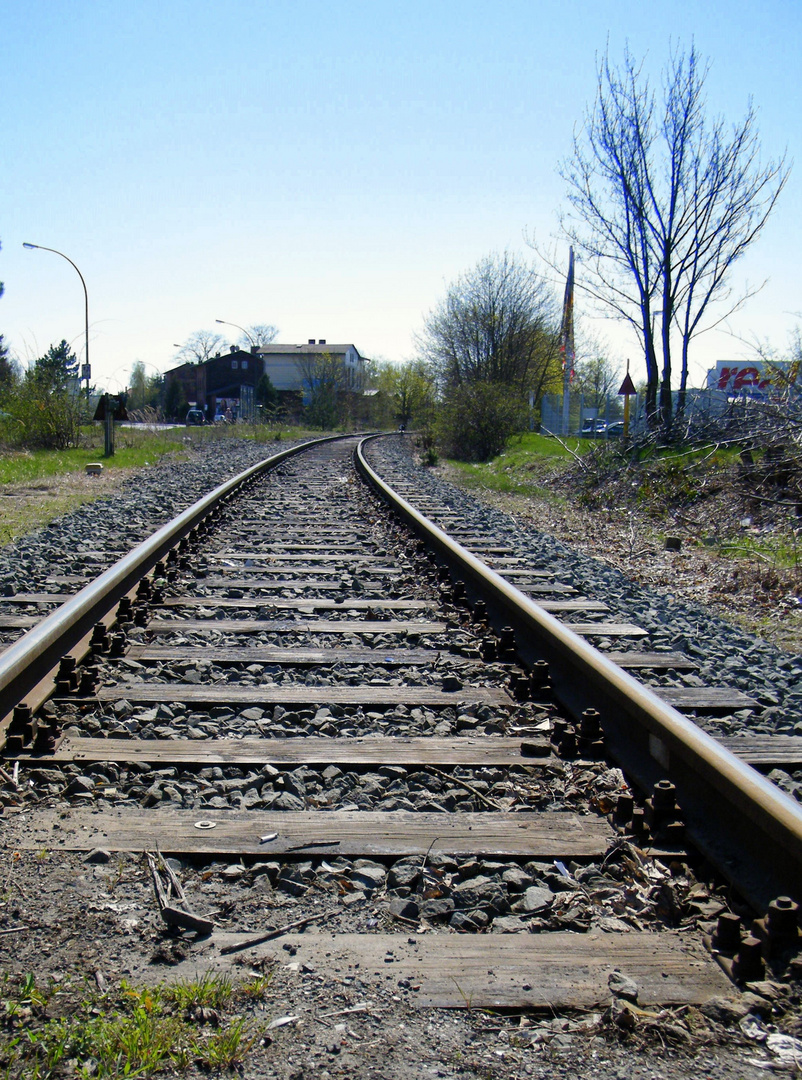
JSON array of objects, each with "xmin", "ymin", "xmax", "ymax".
[{"xmin": 435, "ymin": 382, "xmax": 524, "ymax": 462}]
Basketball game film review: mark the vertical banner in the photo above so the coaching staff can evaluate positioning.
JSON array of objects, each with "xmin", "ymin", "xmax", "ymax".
[{"xmin": 559, "ymin": 247, "xmax": 575, "ymax": 434}]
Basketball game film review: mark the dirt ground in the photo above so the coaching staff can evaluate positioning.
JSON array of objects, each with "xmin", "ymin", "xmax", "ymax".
[{"xmin": 436, "ymin": 455, "xmax": 802, "ymax": 657}]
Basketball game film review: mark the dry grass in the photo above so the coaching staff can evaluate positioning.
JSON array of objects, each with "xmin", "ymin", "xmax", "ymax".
[{"xmin": 0, "ymin": 469, "xmax": 139, "ymax": 546}]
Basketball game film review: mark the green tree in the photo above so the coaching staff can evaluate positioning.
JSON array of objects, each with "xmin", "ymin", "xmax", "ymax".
[
  {"xmin": 560, "ymin": 44, "xmax": 788, "ymax": 428},
  {"xmin": 164, "ymin": 378, "xmax": 187, "ymax": 420},
  {"xmin": 255, "ymin": 372, "xmax": 279, "ymax": 416},
  {"xmin": 0, "ymin": 336, "xmax": 16, "ymax": 400},
  {"xmin": 127, "ymin": 361, "xmax": 163, "ymax": 413},
  {"xmin": 573, "ymin": 353, "xmax": 622, "ymax": 410},
  {"xmin": 35, "ymin": 340, "xmax": 79, "ymax": 392},
  {"xmin": 298, "ymin": 351, "xmax": 347, "ymax": 429},
  {"xmin": 3, "ymin": 341, "xmax": 83, "ymax": 448},
  {"xmin": 374, "ymin": 359, "xmax": 435, "ymax": 429}
]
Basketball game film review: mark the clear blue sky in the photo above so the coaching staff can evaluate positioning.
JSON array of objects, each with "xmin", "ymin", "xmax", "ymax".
[{"xmin": 2, "ymin": 0, "xmax": 799, "ymax": 392}]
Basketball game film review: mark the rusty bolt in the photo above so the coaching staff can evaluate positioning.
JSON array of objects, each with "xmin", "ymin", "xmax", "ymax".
[
  {"xmin": 580, "ymin": 708, "xmax": 601, "ymax": 738},
  {"xmin": 614, "ymin": 793, "xmax": 634, "ymax": 825},
  {"xmin": 652, "ymin": 780, "xmax": 676, "ymax": 812},
  {"xmin": 767, "ymin": 896, "xmax": 800, "ymax": 939},
  {"xmin": 90, "ymin": 623, "xmax": 109, "ymax": 653},
  {"xmin": 734, "ymin": 936, "xmax": 764, "ymax": 981},
  {"xmin": 715, "ymin": 912, "xmax": 742, "ymax": 952}
]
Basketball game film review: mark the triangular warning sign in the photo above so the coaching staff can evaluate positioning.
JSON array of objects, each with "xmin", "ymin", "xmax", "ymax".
[{"xmin": 618, "ymin": 374, "xmax": 637, "ymax": 396}]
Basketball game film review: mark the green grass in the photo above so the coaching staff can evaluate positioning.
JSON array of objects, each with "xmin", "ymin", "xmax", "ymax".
[
  {"xmin": 716, "ymin": 531, "xmax": 802, "ymax": 571},
  {"xmin": 444, "ymin": 431, "xmax": 586, "ymax": 498},
  {"xmin": 0, "ymin": 431, "xmax": 188, "ymax": 485},
  {"xmin": 0, "ymin": 974, "xmax": 267, "ymax": 1078}
]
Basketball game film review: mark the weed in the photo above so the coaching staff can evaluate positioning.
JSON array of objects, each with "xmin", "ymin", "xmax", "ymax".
[
  {"xmin": 197, "ymin": 1016, "xmax": 258, "ymax": 1069},
  {"xmin": 164, "ymin": 972, "xmax": 233, "ymax": 1016},
  {"xmin": 0, "ymin": 975, "xmax": 268, "ymax": 1078},
  {"xmin": 240, "ymin": 972, "xmax": 273, "ymax": 1002}
]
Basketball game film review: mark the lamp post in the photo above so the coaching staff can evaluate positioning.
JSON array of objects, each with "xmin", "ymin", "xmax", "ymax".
[
  {"xmin": 215, "ymin": 319, "xmax": 256, "ymax": 349},
  {"xmin": 23, "ymin": 243, "xmax": 90, "ymax": 402}
]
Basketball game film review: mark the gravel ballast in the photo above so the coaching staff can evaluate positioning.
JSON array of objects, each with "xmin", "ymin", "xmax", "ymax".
[{"xmin": 1, "ymin": 434, "xmax": 799, "ymax": 1080}]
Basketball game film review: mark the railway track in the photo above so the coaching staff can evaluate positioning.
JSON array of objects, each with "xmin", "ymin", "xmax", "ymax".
[{"xmin": 2, "ymin": 434, "xmax": 802, "ymax": 1016}]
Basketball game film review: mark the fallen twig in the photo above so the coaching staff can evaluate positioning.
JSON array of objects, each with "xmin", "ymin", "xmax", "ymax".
[
  {"xmin": 425, "ymin": 766, "xmax": 505, "ymax": 811},
  {"xmin": 220, "ymin": 908, "xmax": 337, "ymax": 956},
  {"xmin": 146, "ymin": 851, "xmax": 214, "ymax": 936},
  {"xmin": 284, "ymin": 840, "xmax": 341, "ymax": 853},
  {"xmin": 541, "ymin": 429, "xmax": 587, "ymax": 468}
]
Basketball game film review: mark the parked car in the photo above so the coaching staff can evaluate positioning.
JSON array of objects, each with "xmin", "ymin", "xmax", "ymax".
[
  {"xmin": 213, "ymin": 411, "xmax": 227, "ymax": 423},
  {"xmin": 605, "ymin": 421, "xmax": 625, "ymax": 438},
  {"xmin": 185, "ymin": 408, "xmax": 205, "ymax": 425},
  {"xmin": 580, "ymin": 420, "xmax": 606, "ymax": 437}
]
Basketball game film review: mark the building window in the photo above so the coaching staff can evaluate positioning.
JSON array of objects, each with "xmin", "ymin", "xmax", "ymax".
[
  {"xmin": 232, "ymin": 360, "xmax": 238, "ymax": 370},
  {"xmin": 241, "ymin": 359, "xmax": 248, "ymax": 370}
]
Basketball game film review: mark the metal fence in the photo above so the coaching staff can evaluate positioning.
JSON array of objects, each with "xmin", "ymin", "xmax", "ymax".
[
  {"xmin": 539, "ymin": 387, "xmax": 800, "ymax": 439},
  {"xmin": 539, "ymin": 392, "xmax": 644, "ymax": 438}
]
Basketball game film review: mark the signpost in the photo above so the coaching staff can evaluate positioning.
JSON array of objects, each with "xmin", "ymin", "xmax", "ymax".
[
  {"xmin": 618, "ymin": 363, "xmax": 637, "ymax": 439},
  {"xmin": 93, "ymin": 394, "xmax": 129, "ymax": 458}
]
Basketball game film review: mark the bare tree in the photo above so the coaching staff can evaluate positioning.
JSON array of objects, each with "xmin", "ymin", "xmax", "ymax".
[
  {"xmin": 174, "ymin": 330, "xmax": 228, "ymax": 365},
  {"xmin": 559, "ymin": 44, "xmax": 788, "ymax": 429},
  {"xmin": 416, "ymin": 252, "xmax": 560, "ymax": 397},
  {"xmin": 240, "ymin": 324, "xmax": 278, "ymax": 348}
]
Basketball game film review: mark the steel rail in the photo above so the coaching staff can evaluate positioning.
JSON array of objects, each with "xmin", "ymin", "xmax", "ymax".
[
  {"xmin": 0, "ymin": 435, "xmax": 351, "ymax": 728},
  {"xmin": 356, "ymin": 434, "xmax": 802, "ymax": 910}
]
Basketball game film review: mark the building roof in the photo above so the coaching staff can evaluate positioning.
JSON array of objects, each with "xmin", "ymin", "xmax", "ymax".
[{"xmin": 258, "ymin": 343, "xmax": 366, "ymax": 359}]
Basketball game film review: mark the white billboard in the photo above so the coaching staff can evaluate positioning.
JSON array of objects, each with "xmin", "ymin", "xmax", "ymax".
[{"xmin": 707, "ymin": 361, "xmax": 797, "ymax": 396}]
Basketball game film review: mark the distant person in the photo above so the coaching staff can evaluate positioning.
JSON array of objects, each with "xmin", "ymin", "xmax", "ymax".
[{"xmin": 225, "ymin": 406, "xmax": 233, "ymax": 422}]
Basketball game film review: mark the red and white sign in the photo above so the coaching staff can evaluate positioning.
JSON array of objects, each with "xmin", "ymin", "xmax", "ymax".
[{"xmin": 710, "ymin": 361, "xmax": 791, "ymax": 394}]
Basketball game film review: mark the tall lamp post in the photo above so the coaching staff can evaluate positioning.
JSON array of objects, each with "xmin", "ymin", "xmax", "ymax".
[
  {"xmin": 215, "ymin": 319, "xmax": 256, "ymax": 349},
  {"xmin": 23, "ymin": 242, "xmax": 91, "ymax": 402}
]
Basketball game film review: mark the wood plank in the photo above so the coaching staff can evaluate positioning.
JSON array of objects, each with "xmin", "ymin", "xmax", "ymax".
[
  {"xmin": 0, "ymin": 593, "xmax": 73, "ymax": 604},
  {"xmin": 505, "ymin": 583, "xmax": 576, "ymax": 595},
  {"xmin": 658, "ymin": 687, "xmax": 759, "ymax": 711},
  {"xmin": 196, "ymin": 579, "xmax": 386, "ymax": 590},
  {"xmin": 720, "ymin": 734, "xmax": 802, "ymax": 766},
  {"xmin": 606, "ymin": 651, "xmax": 698, "ymax": 670},
  {"xmin": 46, "ymin": 729, "xmax": 800, "ymax": 770},
  {"xmin": 527, "ymin": 599, "xmax": 607, "ymax": 611},
  {"xmin": 215, "ymin": 542, "xmax": 366, "ymax": 551},
  {"xmin": 94, "ymin": 683, "xmax": 514, "ymax": 707},
  {"xmin": 193, "ymin": 931, "xmax": 731, "ymax": 1009},
  {"xmin": 208, "ymin": 557, "xmax": 386, "ymax": 565},
  {"xmin": 20, "ymin": 808, "xmax": 613, "ymax": 859},
  {"xmin": 41, "ymin": 734, "xmax": 544, "ymax": 766},
  {"xmin": 561, "ymin": 623, "xmax": 647, "ymax": 638},
  {"xmin": 208, "ymin": 565, "xmax": 398, "ymax": 576},
  {"xmin": 126, "ymin": 645, "xmax": 447, "ymax": 665},
  {"xmin": 159, "ymin": 598, "xmax": 432, "ymax": 611},
  {"xmin": 147, "ymin": 619, "xmax": 449, "ymax": 634}
]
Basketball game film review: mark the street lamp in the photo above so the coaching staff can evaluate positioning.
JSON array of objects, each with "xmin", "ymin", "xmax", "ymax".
[
  {"xmin": 23, "ymin": 242, "xmax": 91, "ymax": 402},
  {"xmin": 215, "ymin": 319, "xmax": 256, "ymax": 349}
]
